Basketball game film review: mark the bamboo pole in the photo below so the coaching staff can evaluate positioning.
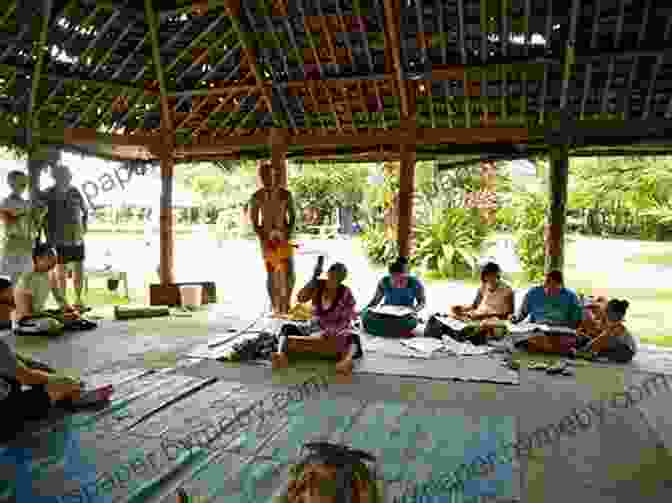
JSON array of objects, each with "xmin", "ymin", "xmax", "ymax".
[{"xmin": 27, "ymin": 0, "xmax": 54, "ymax": 200}]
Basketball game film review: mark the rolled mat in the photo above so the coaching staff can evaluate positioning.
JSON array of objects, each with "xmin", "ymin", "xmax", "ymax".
[{"xmin": 114, "ymin": 305, "xmax": 171, "ymax": 320}]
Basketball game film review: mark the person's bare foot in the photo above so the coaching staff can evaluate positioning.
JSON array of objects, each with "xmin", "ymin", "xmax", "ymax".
[
  {"xmin": 335, "ymin": 372, "xmax": 352, "ymax": 384},
  {"xmin": 335, "ymin": 358, "xmax": 353, "ymax": 375},
  {"xmin": 176, "ymin": 488, "xmax": 189, "ymax": 503},
  {"xmin": 272, "ymin": 352, "xmax": 289, "ymax": 369}
]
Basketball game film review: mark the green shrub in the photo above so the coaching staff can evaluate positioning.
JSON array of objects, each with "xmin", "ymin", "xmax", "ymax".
[
  {"xmin": 414, "ymin": 207, "xmax": 490, "ymax": 279},
  {"xmin": 511, "ymin": 191, "xmax": 547, "ymax": 282},
  {"xmin": 360, "ymin": 225, "xmax": 398, "ymax": 265}
]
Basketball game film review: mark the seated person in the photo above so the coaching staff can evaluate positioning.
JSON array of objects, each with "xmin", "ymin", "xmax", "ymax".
[
  {"xmin": 361, "ymin": 257, "xmax": 426, "ymax": 337},
  {"xmin": 512, "ymin": 270, "xmax": 583, "ymax": 354},
  {"xmin": 272, "ymin": 262, "xmax": 362, "ymax": 375},
  {"xmin": 0, "ymin": 333, "xmax": 113, "ymax": 441},
  {"xmin": 451, "ymin": 262, "xmax": 514, "ymax": 322},
  {"xmin": 574, "ymin": 299, "xmax": 636, "ymax": 363},
  {"xmin": 429, "ymin": 262, "xmax": 513, "ymax": 342},
  {"xmin": 12, "ymin": 244, "xmax": 95, "ymax": 336}
]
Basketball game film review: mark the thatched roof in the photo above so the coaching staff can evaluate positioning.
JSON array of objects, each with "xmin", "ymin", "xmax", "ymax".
[{"xmin": 2, "ymin": 0, "xmax": 672, "ymax": 165}]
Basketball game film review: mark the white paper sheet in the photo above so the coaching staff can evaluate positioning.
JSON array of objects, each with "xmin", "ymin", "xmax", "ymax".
[
  {"xmin": 508, "ymin": 322, "xmax": 545, "ymax": 334},
  {"xmin": 508, "ymin": 322, "xmax": 576, "ymax": 335}
]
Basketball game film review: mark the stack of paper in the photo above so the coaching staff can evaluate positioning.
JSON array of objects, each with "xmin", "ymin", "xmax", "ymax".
[
  {"xmin": 400, "ymin": 337, "xmax": 447, "ymax": 357},
  {"xmin": 441, "ymin": 336, "xmax": 493, "ymax": 356}
]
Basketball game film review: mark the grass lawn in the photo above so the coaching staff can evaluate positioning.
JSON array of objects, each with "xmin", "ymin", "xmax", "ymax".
[{"xmin": 625, "ymin": 253, "xmax": 672, "ymax": 267}]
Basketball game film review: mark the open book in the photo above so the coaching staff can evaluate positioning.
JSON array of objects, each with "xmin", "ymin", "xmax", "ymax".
[
  {"xmin": 508, "ymin": 322, "xmax": 576, "ymax": 336},
  {"xmin": 368, "ymin": 305, "xmax": 415, "ymax": 317}
]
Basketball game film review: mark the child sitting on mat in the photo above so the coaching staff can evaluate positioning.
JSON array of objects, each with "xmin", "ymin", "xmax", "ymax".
[
  {"xmin": 12, "ymin": 243, "xmax": 96, "ymax": 336},
  {"xmin": 573, "ymin": 299, "xmax": 636, "ymax": 363}
]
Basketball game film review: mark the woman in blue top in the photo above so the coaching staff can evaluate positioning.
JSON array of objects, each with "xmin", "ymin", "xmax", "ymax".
[{"xmin": 361, "ymin": 257, "xmax": 426, "ymax": 337}]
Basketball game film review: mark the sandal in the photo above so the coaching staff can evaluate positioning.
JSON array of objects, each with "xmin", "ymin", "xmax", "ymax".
[{"xmin": 69, "ymin": 319, "xmax": 98, "ymax": 330}]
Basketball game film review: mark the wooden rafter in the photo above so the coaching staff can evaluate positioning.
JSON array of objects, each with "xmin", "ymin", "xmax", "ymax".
[
  {"xmin": 27, "ymin": 0, "xmax": 53, "ymax": 149},
  {"xmin": 144, "ymin": 0, "xmax": 174, "ymax": 137},
  {"xmin": 382, "ymin": 0, "xmax": 410, "ymax": 121},
  {"xmin": 315, "ymin": 0, "xmax": 346, "ymax": 133},
  {"xmin": 223, "ymin": 0, "xmax": 274, "ymax": 126},
  {"xmin": 415, "ymin": 0, "xmax": 434, "ymax": 128}
]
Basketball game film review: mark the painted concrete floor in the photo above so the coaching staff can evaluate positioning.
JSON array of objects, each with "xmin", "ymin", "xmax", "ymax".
[{"xmin": 3, "ymin": 307, "xmax": 672, "ymax": 503}]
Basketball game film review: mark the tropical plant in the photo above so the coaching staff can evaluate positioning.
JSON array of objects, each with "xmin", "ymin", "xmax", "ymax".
[
  {"xmin": 289, "ymin": 162, "xmax": 369, "ymax": 227},
  {"xmin": 511, "ymin": 190, "xmax": 548, "ymax": 282},
  {"xmin": 360, "ymin": 225, "xmax": 398, "ymax": 265},
  {"xmin": 413, "ymin": 207, "xmax": 490, "ymax": 278}
]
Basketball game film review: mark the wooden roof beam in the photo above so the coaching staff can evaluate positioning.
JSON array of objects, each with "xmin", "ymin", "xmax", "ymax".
[{"xmin": 174, "ymin": 127, "xmax": 529, "ymax": 154}]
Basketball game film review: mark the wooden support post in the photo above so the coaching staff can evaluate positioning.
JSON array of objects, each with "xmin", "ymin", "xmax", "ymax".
[
  {"xmin": 159, "ymin": 145, "xmax": 175, "ymax": 285},
  {"xmin": 269, "ymin": 128, "xmax": 287, "ymax": 188},
  {"xmin": 545, "ymin": 145, "xmax": 569, "ymax": 273},
  {"xmin": 145, "ymin": 0, "xmax": 176, "ymax": 287},
  {"xmin": 397, "ymin": 144, "xmax": 416, "ymax": 259}
]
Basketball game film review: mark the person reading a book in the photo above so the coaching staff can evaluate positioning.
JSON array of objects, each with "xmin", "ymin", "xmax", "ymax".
[
  {"xmin": 272, "ymin": 261, "xmax": 363, "ymax": 375},
  {"xmin": 360, "ymin": 257, "xmax": 426, "ymax": 337},
  {"xmin": 511, "ymin": 270, "xmax": 583, "ymax": 354},
  {"xmin": 11, "ymin": 244, "xmax": 97, "ymax": 336},
  {"xmin": 451, "ymin": 262, "xmax": 514, "ymax": 322},
  {"xmin": 425, "ymin": 262, "xmax": 514, "ymax": 343}
]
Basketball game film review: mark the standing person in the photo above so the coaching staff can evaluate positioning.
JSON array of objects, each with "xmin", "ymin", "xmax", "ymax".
[
  {"xmin": 39, "ymin": 163, "xmax": 89, "ymax": 312},
  {"xmin": 248, "ymin": 160, "xmax": 296, "ymax": 315},
  {"xmin": 0, "ymin": 171, "xmax": 47, "ymax": 284}
]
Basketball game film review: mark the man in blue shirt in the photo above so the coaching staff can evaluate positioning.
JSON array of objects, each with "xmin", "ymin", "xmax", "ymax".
[
  {"xmin": 511, "ymin": 270, "xmax": 583, "ymax": 355},
  {"xmin": 512, "ymin": 270, "xmax": 583, "ymax": 328}
]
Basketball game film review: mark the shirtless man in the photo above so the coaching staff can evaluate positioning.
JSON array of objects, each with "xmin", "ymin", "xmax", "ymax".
[{"xmin": 248, "ymin": 161, "xmax": 296, "ymax": 314}]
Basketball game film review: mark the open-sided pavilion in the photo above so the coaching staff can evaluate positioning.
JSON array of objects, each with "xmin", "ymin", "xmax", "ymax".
[
  {"xmin": 2, "ymin": 0, "xmax": 672, "ymax": 295},
  {"xmin": 4, "ymin": 4, "xmax": 672, "ymax": 502}
]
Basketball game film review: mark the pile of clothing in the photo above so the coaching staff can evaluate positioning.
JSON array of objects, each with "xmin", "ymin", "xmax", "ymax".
[{"xmin": 223, "ymin": 332, "xmax": 277, "ymax": 362}]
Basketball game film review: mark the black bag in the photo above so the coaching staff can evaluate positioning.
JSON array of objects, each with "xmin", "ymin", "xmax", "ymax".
[{"xmin": 424, "ymin": 314, "xmax": 488, "ymax": 345}]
